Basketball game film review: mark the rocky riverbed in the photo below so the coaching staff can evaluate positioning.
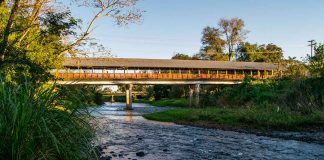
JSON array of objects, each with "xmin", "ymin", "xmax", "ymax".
[{"xmin": 91, "ymin": 102, "xmax": 324, "ymax": 160}]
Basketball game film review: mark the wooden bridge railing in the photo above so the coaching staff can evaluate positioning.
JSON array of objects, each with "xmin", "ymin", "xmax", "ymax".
[{"xmin": 52, "ymin": 73, "xmax": 274, "ymax": 81}]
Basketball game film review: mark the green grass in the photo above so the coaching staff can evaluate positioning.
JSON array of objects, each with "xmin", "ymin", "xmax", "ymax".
[
  {"xmin": 0, "ymin": 79, "xmax": 98, "ymax": 159},
  {"xmin": 143, "ymin": 107, "xmax": 324, "ymax": 131},
  {"xmin": 135, "ymin": 98, "xmax": 188, "ymax": 107}
]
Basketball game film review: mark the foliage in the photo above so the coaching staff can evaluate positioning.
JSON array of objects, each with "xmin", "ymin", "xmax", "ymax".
[
  {"xmin": 201, "ymin": 78, "xmax": 324, "ymax": 114},
  {"xmin": 59, "ymin": 85, "xmax": 105, "ymax": 106},
  {"xmin": 218, "ymin": 18, "xmax": 248, "ymax": 61},
  {"xmin": 236, "ymin": 42, "xmax": 283, "ymax": 62},
  {"xmin": 149, "ymin": 98, "xmax": 188, "ymax": 107},
  {"xmin": 198, "ymin": 18, "xmax": 247, "ymax": 61},
  {"xmin": 0, "ymin": 78, "xmax": 97, "ymax": 159},
  {"xmin": 308, "ymin": 43, "xmax": 324, "ymax": 77},
  {"xmin": 281, "ymin": 57, "xmax": 308, "ymax": 78},
  {"xmin": 153, "ymin": 85, "xmax": 171, "ymax": 100},
  {"xmin": 171, "ymin": 53, "xmax": 192, "ymax": 60},
  {"xmin": 201, "ymin": 26, "xmax": 225, "ymax": 58},
  {"xmin": 0, "ymin": 0, "xmax": 142, "ymax": 83}
]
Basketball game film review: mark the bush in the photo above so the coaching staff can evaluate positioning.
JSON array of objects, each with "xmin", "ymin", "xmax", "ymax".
[
  {"xmin": 59, "ymin": 85, "xmax": 104, "ymax": 106},
  {"xmin": 202, "ymin": 77, "xmax": 324, "ymax": 114},
  {"xmin": 0, "ymin": 79, "xmax": 97, "ymax": 159}
]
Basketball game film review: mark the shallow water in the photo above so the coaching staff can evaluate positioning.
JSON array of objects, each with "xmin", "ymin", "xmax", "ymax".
[{"xmin": 93, "ymin": 102, "xmax": 324, "ymax": 160}]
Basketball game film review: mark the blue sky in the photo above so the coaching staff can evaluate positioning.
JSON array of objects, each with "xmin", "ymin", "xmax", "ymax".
[{"xmin": 69, "ymin": 0, "xmax": 324, "ymax": 59}]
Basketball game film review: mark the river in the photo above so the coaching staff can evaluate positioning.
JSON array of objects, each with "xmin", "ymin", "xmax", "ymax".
[{"xmin": 91, "ymin": 102, "xmax": 324, "ymax": 160}]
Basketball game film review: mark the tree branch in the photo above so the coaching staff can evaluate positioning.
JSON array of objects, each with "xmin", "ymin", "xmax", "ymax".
[{"xmin": 18, "ymin": 0, "xmax": 47, "ymax": 44}]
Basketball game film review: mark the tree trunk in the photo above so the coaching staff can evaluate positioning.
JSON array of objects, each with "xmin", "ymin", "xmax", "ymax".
[{"xmin": 0, "ymin": 0, "xmax": 20, "ymax": 61}]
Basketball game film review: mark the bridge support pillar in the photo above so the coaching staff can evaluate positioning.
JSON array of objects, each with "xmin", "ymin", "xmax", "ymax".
[
  {"xmin": 189, "ymin": 85, "xmax": 194, "ymax": 107},
  {"xmin": 195, "ymin": 84, "xmax": 200, "ymax": 107},
  {"xmin": 189, "ymin": 84, "xmax": 200, "ymax": 107},
  {"xmin": 111, "ymin": 95, "xmax": 115, "ymax": 103},
  {"xmin": 125, "ymin": 84, "xmax": 133, "ymax": 110}
]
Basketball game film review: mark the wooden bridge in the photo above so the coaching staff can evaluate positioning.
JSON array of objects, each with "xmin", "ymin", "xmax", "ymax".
[{"xmin": 52, "ymin": 58, "xmax": 284, "ymax": 109}]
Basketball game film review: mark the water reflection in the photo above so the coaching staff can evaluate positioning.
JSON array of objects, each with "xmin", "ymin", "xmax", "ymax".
[{"xmin": 125, "ymin": 110, "xmax": 133, "ymax": 123}]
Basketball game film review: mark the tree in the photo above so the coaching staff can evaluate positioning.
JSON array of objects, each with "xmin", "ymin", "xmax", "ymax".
[
  {"xmin": 236, "ymin": 42, "xmax": 283, "ymax": 63},
  {"xmin": 0, "ymin": 0, "xmax": 142, "ymax": 83},
  {"xmin": 199, "ymin": 26, "xmax": 227, "ymax": 61},
  {"xmin": 172, "ymin": 53, "xmax": 192, "ymax": 60},
  {"xmin": 236, "ymin": 42, "xmax": 263, "ymax": 62},
  {"xmin": 282, "ymin": 57, "xmax": 308, "ymax": 78},
  {"xmin": 262, "ymin": 43, "xmax": 284, "ymax": 63},
  {"xmin": 201, "ymin": 27, "xmax": 225, "ymax": 53},
  {"xmin": 308, "ymin": 43, "xmax": 324, "ymax": 77},
  {"xmin": 198, "ymin": 18, "xmax": 247, "ymax": 61},
  {"xmin": 218, "ymin": 18, "xmax": 248, "ymax": 61}
]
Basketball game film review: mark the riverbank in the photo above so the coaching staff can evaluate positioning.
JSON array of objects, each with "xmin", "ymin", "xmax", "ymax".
[
  {"xmin": 135, "ymin": 98, "xmax": 188, "ymax": 107},
  {"xmin": 143, "ymin": 107, "xmax": 324, "ymax": 144}
]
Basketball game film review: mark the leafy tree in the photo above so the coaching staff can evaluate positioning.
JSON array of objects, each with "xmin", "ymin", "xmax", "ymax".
[
  {"xmin": 262, "ymin": 43, "xmax": 284, "ymax": 63},
  {"xmin": 201, "ymin": 26, "xmax": 225, "ymax": 53},
  {"xmin": 308, "ymin": 43, "xmax": 324, "ymax": 77},
  {"xmin": 218, "ymin": 18, "xmax": 248, "ymax": 61},
  {"xmin": 172, "ymin": 53, "xmax": 192, "ymax": 60},
  {"xmin": 237, "ymin": 42, "xmax": 283, "ymax": 63},
  {"xmin": 198, "ymin": 18, "xmax": 247, "ymax": 61},
  {"xmin": 192, "ymin": 51, "xmax": 212, "ymax": 60},
  {"xmin": 282, "ymin": 57, "xmax": 308, "ymax": 78},
  {"xmin": 0, "ymin": 0, "xmax": 142, "ymax": 83},
  {"xmin": 236, "ymin": 42, "xmax": 262, "ymax": 62}
]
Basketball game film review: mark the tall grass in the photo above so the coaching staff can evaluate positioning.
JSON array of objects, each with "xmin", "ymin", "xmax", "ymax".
[{"xmin": 0, "ymin": 79, "xmax": 98, "ymax": 159}]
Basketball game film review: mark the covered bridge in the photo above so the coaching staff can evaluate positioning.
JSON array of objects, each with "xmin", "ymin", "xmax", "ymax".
[{"xmin": 53, "ymin": 57, "xmax": 283, "ymax": 83}]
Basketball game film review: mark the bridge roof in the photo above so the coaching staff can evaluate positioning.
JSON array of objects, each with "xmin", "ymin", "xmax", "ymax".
[{"xmin": 63, "ymin": 58, "xmax": 282, "ymax": 70}]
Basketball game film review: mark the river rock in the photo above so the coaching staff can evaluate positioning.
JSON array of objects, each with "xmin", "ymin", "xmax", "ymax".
[
  {"xmin": 162, "ymin": 149, "xmax": 169, "ymax": 152},
  {"xmin": 136, "ymin": 151, "xmax": 145, "ymax": 157}
]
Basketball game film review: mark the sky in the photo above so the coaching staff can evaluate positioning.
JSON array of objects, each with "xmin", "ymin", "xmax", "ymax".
[{"xmin": 68, "ymin": 0, "xmax": 324, "ymax": 60}]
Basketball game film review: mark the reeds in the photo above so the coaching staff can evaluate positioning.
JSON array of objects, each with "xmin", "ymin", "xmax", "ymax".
[{"xmin": 0, "ymin": 79, "xmax": 98, "ymax": 159}]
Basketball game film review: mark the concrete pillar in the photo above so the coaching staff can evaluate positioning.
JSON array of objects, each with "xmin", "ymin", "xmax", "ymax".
[
  {"xmin": 195, "ymin": 84, "xmax": 200, "ymax": 107},
  {"xmin": 111, "ymin": 95, "xmax": 115, "ymax": 103},
  {"xmin": 125, "ymin": 84, "xmax": 133, "ymax": 110},
  {"xmin": 189, "ymin": 85, "xmax": 194, "ymax": 107}
]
